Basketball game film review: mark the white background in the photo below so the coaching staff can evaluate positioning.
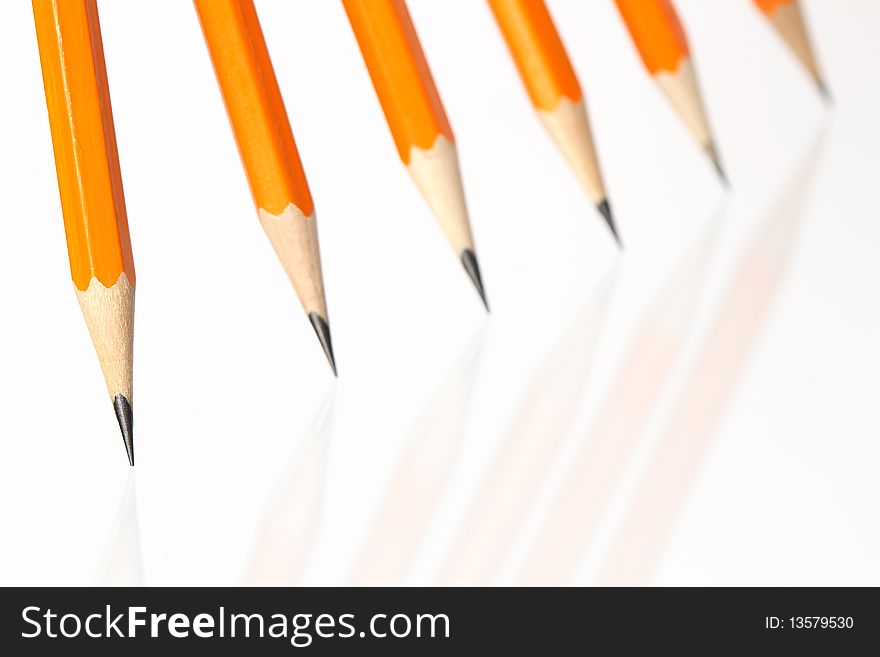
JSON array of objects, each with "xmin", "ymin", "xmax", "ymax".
[{"xmin": 0, "ymin": 0, "xmax": 878, "ymax": 586}]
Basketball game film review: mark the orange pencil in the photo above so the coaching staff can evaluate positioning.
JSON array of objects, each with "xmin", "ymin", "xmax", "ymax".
[
  {"xmin": 753, "ymin": 0, "xmax": 829, "ymax": 98},
  {"xmin": 343, "ymin": 0, "xmax": 488, "ymax": 310},
  {"xmin": 615, "ymin": 0, "xmax": 726, "ymax": 182},
  {"xmin": 194, "ymin": 0, "xmax": 336, "ymax": 373},
  {"xmin": 488, "ymin": 0, "xmax": 620, "ymax": 245},
  {"xmin": 33, "ymin": 0, "xmax": 136, "ymax": 465}
]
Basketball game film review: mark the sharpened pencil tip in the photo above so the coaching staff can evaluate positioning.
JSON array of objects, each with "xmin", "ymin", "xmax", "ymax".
[
  {"xmin": 704, "ymin": 142, "xmax": 729, "ymax": 188},
  {"xmin": 460, "ymin": 249, "xmax": 489, "ymax": 312},
  {"xmin": 713, "ymin": 156, "xmax": 729, "ymax": 187},
  {"xmin": 596, "ymin": 199, "xmax": 622, "ymax": 248},
  {"xmin": 309, "ymin": 312, "xmax": 337, "ymax": 377},
  {"xmin": 113, "ymin": 395, "xmax": 134, "ymax": 466},
  {"xmin": 816, "ymin": 78, "xmax": 833, "ymax": 103}
]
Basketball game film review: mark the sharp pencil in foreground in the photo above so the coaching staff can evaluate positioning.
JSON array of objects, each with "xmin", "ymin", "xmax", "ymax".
[
  {"xmin": 488, "ymin": 0, "xmax": 620, "ymax": 245},
  {"xmin": 754, "ymin": 0, "xmax": 829, "ymax": 99},
  {"xmin": 343, "ymin": 0, "xmax": 489, "ymax": 310},
  {"xmin": 194, "ymin": 0, "xmax": 337, "ymax": 374},
  {"xmin": 615, "ymin": 0, "xmax": 727, "ymax": 183},
  {"xmin": 33, "ymin": 0, "xmax": 136, "ymax": 465}
]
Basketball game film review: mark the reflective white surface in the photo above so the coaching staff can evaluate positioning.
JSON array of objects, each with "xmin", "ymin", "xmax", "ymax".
[{"xmin": 0, "ymin": 1, "xmax": 878, "ymax": 586}]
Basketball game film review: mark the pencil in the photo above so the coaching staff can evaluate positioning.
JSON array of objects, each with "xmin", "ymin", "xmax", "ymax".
[
  {"xmin": 614, "ymin": 0, "xmax": 726, "ymax": 183},
  {"xmin": 33, "ymin": 0, "xmax": 136, "ymax": 465},
  {"xmin": 754, "ymin": 0, "xmax": 829, "ymax": 99},
  {"xmin": 342, "ymin": 0, "xmax": 488, "ymax": 310},
  {"xmin": 194, "ymin": 0, "xmax": 336, "ymax": 373},
  {"xmin": 488, "ymin": 0, "xmax": 620, "ymax": 245}
]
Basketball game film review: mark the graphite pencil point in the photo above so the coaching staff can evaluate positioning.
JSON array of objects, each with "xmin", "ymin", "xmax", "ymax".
[
  {"xmin": 309, "ymin": 312, "xmax": 338, "ymax": 377},
  {"xmin": 713, "ymin": 156, "xmax": 729, "ymax": 187},
  {"xmin": 705, "ymin": 142, "xmax": 729, "ymax": 188},
  {"xmin": 114, "ymin": 395, "xmax": 134, "ymax": 466},
  {"xmin": 461, "ymin": 249, "xmax": 489, "ymax": 312},
  {"xmin": 596, "ymin": 199, "xmax": 622, "ymax": 248},
  {"xmin": 816, "ymin": 78, "xmax": 833, "ymax": 104}
]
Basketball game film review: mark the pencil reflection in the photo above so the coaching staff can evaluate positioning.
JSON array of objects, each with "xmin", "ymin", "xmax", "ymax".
[
  {"xmin": 243, "ymin": 389, "xmax": 335, "ymax": 586},
  {"xmin": 518, "ymin": 213, "xmax": 722, "ymax": 586},
  {"xmin": 440, "ymin": 274, "xmax": 617, "ymax": 585},
  {"xmin": 350, "ymin": 328, "xmax": 486, "ymax": 586},
  {"xmin": 94, "ymin": 472, "xmax": 144, "ymax": 586},
  {"xmin": 598, "ymin": 134, "xmax": 826, "ymax": 586}
]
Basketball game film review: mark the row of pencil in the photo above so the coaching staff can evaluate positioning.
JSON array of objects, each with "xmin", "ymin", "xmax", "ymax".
[{"xmin": 32, "ymin": 0, "xmax": 827, "ymax": 465}]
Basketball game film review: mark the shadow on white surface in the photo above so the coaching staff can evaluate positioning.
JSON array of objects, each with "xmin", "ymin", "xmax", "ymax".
[
  {"xmin": 242, "ymin": 388, "xmax": 336, "ymax": 586},
  {"xmin": 438, "ymin": 271, "xmax": 618, "ymax": 585},
  {"xmin": 349, "ymin": 327, "xmax": 487, "ymax": 586},
  {"xmin": 517, "ymin": 205, "xmax": 725, "ymax": 586},
  {"xmin": 93, "ymin": 472, "xmax": 144, "ymax": 586},
  {"xmin": 598, "ymin": 130, "xmax": 828, "ymax": 586}
]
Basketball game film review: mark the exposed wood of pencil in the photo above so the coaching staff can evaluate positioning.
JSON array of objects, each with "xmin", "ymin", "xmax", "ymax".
[
  {"xmin": 615, "ymin": 0, "xmax": 724, "ymax": 177},
  {"xmin": 754, "ymin": 0, "xmax": 826, "ymax": 94},
  {"xmin": 194, "ymin": 0, "xmax": 336, "ymax": 371},
  {"xmin": 487, "ymin": 0, "xmax": 609, "ymax": 207},
  {"xmin": 33, "ymin": 0, "xmax": 136, "ymax": 464},
  {"xmin": 343, "ymin": 0, "xmax": 487, "ymax": 308}
]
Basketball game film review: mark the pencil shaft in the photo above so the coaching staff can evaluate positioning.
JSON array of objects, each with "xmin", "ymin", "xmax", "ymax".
[
  {"xmin": 342, "ymin": 0, "xmax": 453, "ymax": 163},
  {"xmin": 615, "ymin": 0, "xmax": 690, "ymax": 76},
  {"xmin": 194, "ymin": 0, "xmax": 313, "ymax": 217},
  {"xmin": 33, "ymin": 0, "xmax": 135, "ymax": 290},
  {"xmin": 488, "ymin": 0, "xmax": 582, "ymax": 111}
]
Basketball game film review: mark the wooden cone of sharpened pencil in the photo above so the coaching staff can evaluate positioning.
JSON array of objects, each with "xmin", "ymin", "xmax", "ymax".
[
  {"xmin": 754, "ymin": 0, "xmax": 829, "ymax": 99},
  {"xmin": 615, "ymin": 0, "xmax": 727, "ymax": 183},
  {"xmin": 343, "ymin": 0, "xmax": 488, "ymax": 310},
  {"xmin": 33, "ymin": 0, "xmax": 136, "ymax": 465},
  {"xmin": 488, "ymin": 0, "xmax": 620, "ymax": 245},
  {"xmin": 194, "ymin": 0, "xmax": 337, "ymax": 374}
]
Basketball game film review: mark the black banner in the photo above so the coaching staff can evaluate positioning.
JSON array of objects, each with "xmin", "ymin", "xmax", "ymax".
[{"xmin": 0, "ymin": 587, "xmax": 875, "ymax": 653}]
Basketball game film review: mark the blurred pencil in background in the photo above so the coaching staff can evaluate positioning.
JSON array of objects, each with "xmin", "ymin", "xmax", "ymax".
[
  {"xmin": 615, "ymin": 0, "xmax": 727, "ymax": 183},
  {"xmin": 33, "ymin": 0, "xmax": 136, "ymax": 465},
  {"xmin": 753, "ymin": 0, "xmax": 829, "ymax": 99},
  {"xmin": 194, "ymin": 0, "xmax": 337, "ymax": 374},
  {"xmin": 343, "ymin": 0, "xmax": 488, "ymax": 310},
  {"xmin": 488, "ymin": 0, "xmax": 620, "ymax": 245}
]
